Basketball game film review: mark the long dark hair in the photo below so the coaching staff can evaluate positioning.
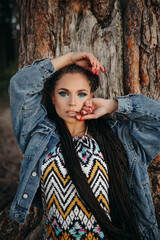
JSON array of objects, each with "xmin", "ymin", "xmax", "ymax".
[{"xmin": 42, "ymin": 65, "xmax": 140, "ymax": 240}]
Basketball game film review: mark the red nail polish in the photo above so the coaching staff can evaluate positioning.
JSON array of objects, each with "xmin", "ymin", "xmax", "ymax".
[
  {"xmin": 79, "ymin": 119, "xmax": 84, "ymax": 122},
  {"xmin": 96, "ymin": 70, "xmax": 99, "ymax": 75},
  {"xmin": 93, "ymin": 69, "xmax": 96, "ymax": 75},
  {"xmin": 88, "ymin": 106, "xmax": 92, "ymax": 108},
  {"xmin": 92, "ymin": 62, "xmax": 94, "ymax": 67},
  {"xmin": 103, "ymin": 69, "xmax": 106, "ymax": 73}
]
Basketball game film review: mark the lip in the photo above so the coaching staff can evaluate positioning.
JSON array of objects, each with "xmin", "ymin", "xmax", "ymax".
[{"xmin": 66, "ymin": 110, "xmax": 79, "ymax": 116}]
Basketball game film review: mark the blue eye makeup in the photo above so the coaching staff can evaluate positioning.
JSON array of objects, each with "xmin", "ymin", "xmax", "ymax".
[
  {"xmin": 58, "ymin": 92, "xmax": 69, "ymax": 97},
  {"xmin": 78, "ymin": 93, "xmax": 87, "ymax": 98},
  {"xmin": 58, "ymin": 91, "xmax": 87, "ymax": 98}
]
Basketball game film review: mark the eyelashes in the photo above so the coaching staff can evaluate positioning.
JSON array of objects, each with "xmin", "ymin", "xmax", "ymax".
[
  {"xmin": 58, "ymin": 92, "xmax": 87, "ymax": 98},
  {"xmin": 78, "ymin": 93, "xmax": 87, "ymax": 98},
  {"xmin": 59, "ymin": 92, "xmax": 68, "ymax": 98}
]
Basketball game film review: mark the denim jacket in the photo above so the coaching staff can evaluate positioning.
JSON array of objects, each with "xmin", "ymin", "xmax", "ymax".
[{"xmin": 8, "ymin": 58, "xmax": 160, "ymax": 239}]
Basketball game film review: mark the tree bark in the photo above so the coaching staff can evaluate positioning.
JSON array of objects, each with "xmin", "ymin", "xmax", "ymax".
[
  {"xmin": 18, "ymin": 0, "xmax": 124, "ymax": 99},
  {"xmin": 122, "ymin": 0, "xmax": 160, "ymax": 229},
  {"xmin": 1, "ymin": 0, "xmax": 159, "ymax": 239},
  {"xmin": 123, "ymin": 0, "xmax": 160, "ymax": 99}
]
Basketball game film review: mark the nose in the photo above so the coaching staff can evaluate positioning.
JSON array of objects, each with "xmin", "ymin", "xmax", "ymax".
[{"xmin": 69, "ymin": 95, "xmax": 76, "ymax": 106}]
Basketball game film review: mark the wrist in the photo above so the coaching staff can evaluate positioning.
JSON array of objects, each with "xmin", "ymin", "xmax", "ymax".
[
  {"xmin": 104, "ymin": 99, "xmax": 118, "ymax": 114},
  {"xmin": 67, "ymin": 52, "xmax": 74, "ymax": 64},
  {"xmin": 112, "ymin": 99, "xmax": 118, "ymax": 112},
  {"xmin": 51, "ymin": 52, "xmax": 73, "ymax": 70}
]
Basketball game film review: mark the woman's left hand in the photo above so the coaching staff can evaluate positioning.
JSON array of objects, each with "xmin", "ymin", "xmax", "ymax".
[{"xmin": 76, "ymin": 98, "xmax": 118, "ymax": 121}]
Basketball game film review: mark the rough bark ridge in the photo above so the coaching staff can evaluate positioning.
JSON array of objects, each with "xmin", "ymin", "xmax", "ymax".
[
  {"xmin": 122, "ymin": 0, "xmax": 160, "ymax": 228},
  {"xmin": 123, "ymin": 0, "xmax": 160, "ymax": 100},
  {"xmin": 18, "ymin": 0, "xmax": 124, "ymax": 99},
  {"xmin": 18, "ymin": 0, "xmax": 58, "ymax": 67}
]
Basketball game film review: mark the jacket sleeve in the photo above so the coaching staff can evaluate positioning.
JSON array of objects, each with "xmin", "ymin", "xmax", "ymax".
[
  {"xmin": 8, "ymin": 58, "xmax": 56, "ymax": 153},
  {"xmin": 115, "ymin": 94, "xmax": 160, "ymax": 165}
]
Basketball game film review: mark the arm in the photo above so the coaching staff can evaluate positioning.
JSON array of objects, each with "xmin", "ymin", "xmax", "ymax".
[
  {"xmin": 116, "ymin": 94, "xmax": 160, "ymax": 164},
  {"xmin": 51, "ymin": 52, "xmax": 105, "ymax": 73},
  {"xmin": 117, "ymin": 95, "xmax": 160, "ymax": 165},
  {"xmin": 79, "ymin": 94, "xmax": 160, "ymax": 164},
  {"xmin": 9, "ymin": 52, "xmax": 104, "ymax": 152},
  {"xmin": 77, "ymin": 94, "xmax": 160, "ymax": 124},
  {"xmin": 9, "ymin": 58, "xmax": 56, "ymax": 152},
  {"xmin": 75, "ymin": 98, "xmax": 118, "ymax": 120}
]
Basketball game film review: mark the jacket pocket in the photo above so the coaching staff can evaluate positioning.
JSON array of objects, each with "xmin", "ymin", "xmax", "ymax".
[{"xmin": 31, "ymin": 123, "xmax": 52, "ymax": 136}]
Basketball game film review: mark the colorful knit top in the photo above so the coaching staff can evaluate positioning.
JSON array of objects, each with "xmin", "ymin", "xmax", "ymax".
[{"xmin": 41, "ymin": 134, "xmax": 110, "ymax": 240}]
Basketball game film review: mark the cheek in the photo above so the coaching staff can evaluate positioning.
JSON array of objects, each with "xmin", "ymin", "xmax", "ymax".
[
  {"xmin": 52, "ymin": 94, "xmax": 64, "ymax": 106},
  {"xmin": 53, "ymin": 98, "xmax": 66, "ymax": 113}
]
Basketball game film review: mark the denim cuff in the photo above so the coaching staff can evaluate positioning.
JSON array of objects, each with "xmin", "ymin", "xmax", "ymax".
[
  {"xmin": 34, "ymin": 57, "xmax": 56, "ymax": 79},
  {"xmin": 115, "ymin": 95, "xmax": 133, "ymax": 114}
]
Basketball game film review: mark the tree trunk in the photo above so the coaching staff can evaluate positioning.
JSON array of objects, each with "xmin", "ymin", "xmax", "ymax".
[
  {"xmin": 1, "ymin": 0, "xmax": 159, "ymax": 239},
  {"xmin": 123, "ymin": 0, "xmax": 160, "ymax": 99}
]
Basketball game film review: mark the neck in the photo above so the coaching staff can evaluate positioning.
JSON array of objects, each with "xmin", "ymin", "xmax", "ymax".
[{"xmin": 65, "ymin": 121, "xmax": 86, "ymax": 137}]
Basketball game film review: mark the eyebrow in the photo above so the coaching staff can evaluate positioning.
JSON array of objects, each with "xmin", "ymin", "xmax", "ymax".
[{"xmin": 58, "ymin": 88, "xmax": 89, "ymax": 92}]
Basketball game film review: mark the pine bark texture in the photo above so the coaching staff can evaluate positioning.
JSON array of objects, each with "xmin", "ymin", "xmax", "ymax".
[
  {"xmin": 123, "ymin": 0, "xmax": 160, "ymax": 99},
  {"xmin": 0, "ymin": 0, "xmax": 159, "ymax": 239},
  {"xmin": 18, "ymin": 0, "xmax": 124, "ymax": 99}
]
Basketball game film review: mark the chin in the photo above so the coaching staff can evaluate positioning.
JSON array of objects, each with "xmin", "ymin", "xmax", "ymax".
[{"xmin": 60, "ymin": 116, "xmax": 77, "ymax": 124}]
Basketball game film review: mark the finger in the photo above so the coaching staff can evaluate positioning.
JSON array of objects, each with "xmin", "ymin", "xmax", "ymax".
[
  {"xmin": 95, "ymin": 60, "xmax": 100, "ymax": 75},
  {"xmin": 79, "ymin": 113, "xmax": 97, "ymax": 121},
  {"xmin": 83, "ymin": 52, "xmax": 95, "ymax": 64},
  {"xmin": 84, "ymin": 99, "xmax": 93, "ymax": 108},
  {"xmin": 91, "ymin": 60, "xmax": 99, "ymax": 75},
  {"xmin": 92, "ymin": 62, "xmax": 100, "ymax": 75},
  {"xmin": 100, "ymin": 64, "xmax": 106, "ymax": 73},
  {"xmin": 81, "ymin": 110, "xmax": 88, "ymax": 115},
  {"xmin": 82, "ymin": 66, "xmax": 93, "ymax": 72},
  {"xmin": 82, "ymin": 106, "xmax": 93, "ymax": 114},
  {"xmin": 75, "ymin": 114, "xmax": 82, "ymax": 120},
  {"xmin": 86, "ymin": 54, "xmax": 99, "ymax": 72},
  {"xmin": 83, "ymin": 53, "xmax": 104, "ymax": 75}
]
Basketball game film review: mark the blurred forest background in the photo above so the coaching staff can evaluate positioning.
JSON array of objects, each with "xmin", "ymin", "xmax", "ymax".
[
  {"xmin": 0, "ymin": 0, "xmax": 23, "ymax": 239},
  {"xmin": 0, "ymin": 0, "xmax": 18, "ymax": 100},
  {"xmin": 0, "ymin": 0, "xmax": 160, "ymax": 239}
]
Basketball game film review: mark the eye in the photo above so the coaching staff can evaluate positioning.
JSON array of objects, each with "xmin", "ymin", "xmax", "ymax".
[
  {"xmin": 58, "ymin": 91, "xmax": 69, "ymax": 97},
  {"xmin": 78, "ymin": 93, "xmax": 87, "ymax": 98}
]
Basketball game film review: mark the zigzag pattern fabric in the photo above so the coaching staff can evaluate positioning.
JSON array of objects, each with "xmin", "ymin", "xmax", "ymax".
[{"xmin": 41, "ymin": 135, "xmax": 110, "ymax": 240}]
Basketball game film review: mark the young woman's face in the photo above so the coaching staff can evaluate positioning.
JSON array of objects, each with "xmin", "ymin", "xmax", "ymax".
[{"xmin": 51, "ymin": 73, "xmax": 93, "ymax": 125}]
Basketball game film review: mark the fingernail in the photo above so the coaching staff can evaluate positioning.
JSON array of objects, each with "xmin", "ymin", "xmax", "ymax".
[
  {"xmin": 93, "ymin": 69, "xmax": 96, "ymax": 75},
  {"xmin": 103, "ymin": 69, "xmax": 106, "ymax": 73},
  {"xmin": 81, "ymin": 111, "xmax": 85, "ymax": 114},
  {"xmin": 88, "ymin": 109, "xmax": 92, "ymax": 113},
  {"xmin": 88, "ymin": 106, "xmax": 92, "ymax": 108},
  {"xmin": 92, "ymin": 62, "xmax": 94, "ymax": 67},
  {"xmin": 79, "ymin": 119, "xmax": 84, "ymax": 122},
  {"xmin": 96, "ymin": 70, "xmax": 99, "ymax": 75}
]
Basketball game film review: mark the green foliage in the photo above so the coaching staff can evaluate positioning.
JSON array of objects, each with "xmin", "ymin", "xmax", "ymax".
[{"xmin": 0, "ymin": 60, "xmax": 18, "ymax": 99}]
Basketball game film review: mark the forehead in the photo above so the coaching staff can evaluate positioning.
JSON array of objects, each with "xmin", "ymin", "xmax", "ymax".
[{"xmin": 55, "ymin": 73, "xmax": 91, "ymax": 90}]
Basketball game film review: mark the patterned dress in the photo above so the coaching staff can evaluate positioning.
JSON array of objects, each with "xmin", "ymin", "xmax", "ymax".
[{"xmin": 41, "ymin": 134, "xmax": 110, "ymax": 240}]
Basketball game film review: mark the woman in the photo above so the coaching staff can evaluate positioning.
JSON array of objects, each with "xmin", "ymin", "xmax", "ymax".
[{"xmin": 9, "ymin": 52, "xmax": 160, "ymax": 240}]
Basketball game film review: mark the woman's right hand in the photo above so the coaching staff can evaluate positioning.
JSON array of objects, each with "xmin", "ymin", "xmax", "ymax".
[
  {"xmin": 75, "ymin": 98, "xmax": 118, "ymax": 121},
  {"xmin": 70, "ymin": 52, "xmax": 105, "ymax": 74},
  {"xmin": 51, "ymin": 52, "xmax": 105, "ymax": 75}
]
